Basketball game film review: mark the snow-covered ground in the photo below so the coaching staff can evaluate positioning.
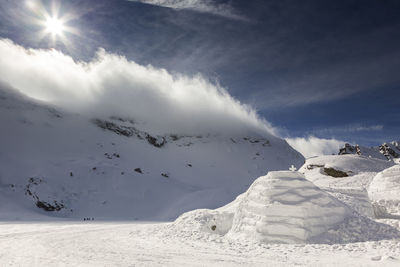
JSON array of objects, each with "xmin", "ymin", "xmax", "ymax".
[
  {"xmin": 0, "ymin": 221, "xmax": 399, "ymax": 267},
  {"xmin": 1, "ymin": 158, "xmax": 400, "ymax": 266},
  {"xmin": 1, "ymin": 82, "xmax": 400, "ymax": 266}
]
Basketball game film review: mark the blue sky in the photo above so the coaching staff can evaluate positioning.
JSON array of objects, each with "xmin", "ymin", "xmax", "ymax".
[{"xmin": 0, "ymin": 0, "xmax": 399, "ymax": 147}]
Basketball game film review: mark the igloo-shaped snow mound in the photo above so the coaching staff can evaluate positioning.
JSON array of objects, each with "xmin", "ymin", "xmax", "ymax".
[
  {"xmin": 368, "ymin": 165, "xmax": 400, "ymax": 216},
  {"xmin": 226, "ymin": 171, "xmax": 352, "ymax": 243},
  {"xmin": 369, "ymin": 165, "xmax": 400, "ymax": 202},
  {"xmin": 173, "ymin": 171, "xmax": 399, "ymax": 244}
]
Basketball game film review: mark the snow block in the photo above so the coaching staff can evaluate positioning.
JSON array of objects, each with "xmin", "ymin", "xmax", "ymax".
[
  {"xmin": 227, "ymin": 171, "xmax": 351, "ymax": 243},
  {"xmin": 368, "ymin": 165, "xmax": 400, "ymax": 216}
]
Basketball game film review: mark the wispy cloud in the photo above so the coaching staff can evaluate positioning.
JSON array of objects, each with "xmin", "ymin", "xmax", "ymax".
[
  {"xmin": 248, "ymin": 51, "xmax": 400, "ymax": 110},
  {"xmin": 286, "ymin": 136, "xmax": 346, "ymax": 158},
  {"xmin": 128, "ymin": 0, "xmax": 244, "ymax": 20},
  {"xmin": 312, "ymin": 124, "xmax": 384, "ymax": 136}
]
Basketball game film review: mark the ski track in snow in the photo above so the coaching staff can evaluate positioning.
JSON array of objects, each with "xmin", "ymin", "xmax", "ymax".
[{"xmin": 0, "ymin": 222, "xmax": 400, "ymax": 267}]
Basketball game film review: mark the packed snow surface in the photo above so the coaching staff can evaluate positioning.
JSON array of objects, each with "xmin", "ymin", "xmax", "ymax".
[{"xmin": 1, "ymin": 222, "xmax": 400, "ymax": 267}]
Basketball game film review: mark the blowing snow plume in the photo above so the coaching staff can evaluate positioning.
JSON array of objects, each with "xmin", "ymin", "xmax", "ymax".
[{"xmin": 0, "ymin": 39, "xmax": 275, "ymax": 136}]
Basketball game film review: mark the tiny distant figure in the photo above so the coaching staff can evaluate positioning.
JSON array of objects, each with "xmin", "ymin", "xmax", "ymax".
[
  {"xmin": 92, "ymin": 217, "xmax": 94, "ymax": 221},
  {"xmin": 83, "ymin": 218, "xmax": 86, "ymax": 221}
]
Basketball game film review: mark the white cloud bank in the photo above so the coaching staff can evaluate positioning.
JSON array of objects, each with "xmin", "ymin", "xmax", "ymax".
[
  {"xmin": 0, "ymin": 38, "xmax": 276, "ymax": 136},
  {"xmin": 286, "ymin": 136, "xmax": 346, "ymax": 158},
  {"xmin": 129, "ymin": 0, "xmax": 243, "ymax": 20}
]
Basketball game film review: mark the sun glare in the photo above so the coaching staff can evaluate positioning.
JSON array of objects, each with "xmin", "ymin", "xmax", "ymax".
[
  {"xmin": 25, "ymin": 0, "xmax": 79, "ymax": 47},
  {"xmin": 45, "ymin": 17, "xmax": 64, "ymax": 35}
]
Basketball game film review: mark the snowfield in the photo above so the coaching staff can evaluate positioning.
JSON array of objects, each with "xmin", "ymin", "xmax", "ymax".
[
  {"xmin": 3, "ymin": 163, "xmax": 399, "ymax": 266},
  {"xmin": 1, "ymin": 222, "xmax": 400, "ymax": 267}
]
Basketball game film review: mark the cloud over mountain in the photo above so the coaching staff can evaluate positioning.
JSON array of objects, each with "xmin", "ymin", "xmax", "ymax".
[
  {"xmin": 0, "ymin": 38, "xmax": 275, "ymax": 136},
  {"xmin": 286, "ymin": 136, "xmax": 345, "ymax": 158}
]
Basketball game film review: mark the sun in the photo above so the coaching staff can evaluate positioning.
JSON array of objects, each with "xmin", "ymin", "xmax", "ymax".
[
  {"xmin": 45, "ymin": 17, "xmax": 64, "ymax": 36},
  {"xmin": 26, "ymin": 0, "xmax": 80, "ymax": 47}
]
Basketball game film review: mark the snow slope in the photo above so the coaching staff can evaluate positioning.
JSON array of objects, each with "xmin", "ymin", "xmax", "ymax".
[
  {"xmin": 0, "ymin": 85, "xmax": 304, "ymax": 221},
  {"xmin": 300, "ymin": 154, "xmax": 394, "ymax": 177},
  {"xmin": 299, "ymin": 155, "xmax": 394, "ymax": 218}
]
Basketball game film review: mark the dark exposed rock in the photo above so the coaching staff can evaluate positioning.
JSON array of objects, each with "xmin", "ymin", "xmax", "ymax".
[
  {"xmin": 161, "ymin": 173, "xmax": 169, "ymax": 178},
  {"xmin": 25, "ymin": 177, "xmax": 65, "ymax": 212},
  {"xmin": 324, "ymin": 167, "xmax": 348, "ymax": 178},
  {"xmin": 47, "ymin": 107, "xmax": 62, "ymax": 118},
  {"xmin": 134, "ymin": 168, "xmax": 143, "ymax": 174},
  {"xmin": 36, "ymin": 200, "xmax": 64, "ymax": 211},
  {"xmin": 379, "ymin": 143, "xmax": 400, "ymax": 159},
  {"xmin": 339, "ymin": 141, "xmax": 400, "ymax": 160},
  {"xmin": 146, "ymin": 135, "xmax": 166, "ymax": 148},
  {"xmin": 306, "ymin": 164, "xmax": 325, "ymax": 170},
  {"xmin": 104, "ymin": 152, "xmax": 121, "ymax": 159},
  {"xmin": 243, "ymin": 137, "xmax": 271, "ymax": 146},
  {"xmin": 339, "ymin": 143, "xmax": 361, "ymax": 155},
  {"xmin": 94, "ymin": 119, "xmax": 134, "ymax": 137},
  {"xmin": 94, "ymin": 118, "xmax": 167, "ymax": 148}
]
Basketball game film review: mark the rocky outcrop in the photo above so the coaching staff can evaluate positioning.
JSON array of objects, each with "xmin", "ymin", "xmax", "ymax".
[
  {"xmin": 339, "ymin": 143, "xmax": 361, "ymax": 155},
  {"xmin": 25, "ymin": 177, "xmax": 65, "ymax": 212},
  {"xmin": 339, "ymin": 141, "xmax": 400, "ymax": 160},
  {"xmin": 94, "ymin": 118, "xmax": 166, "ymax": 148}
]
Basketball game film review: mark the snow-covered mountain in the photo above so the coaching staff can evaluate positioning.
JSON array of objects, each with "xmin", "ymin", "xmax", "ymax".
[
  {"xmin": 0, "ymin": 85, "xmax": 304, "ymax": 221},
  {"xmin": 339, "ymin": 142, "xmax": 400, "ymax": 160}
]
